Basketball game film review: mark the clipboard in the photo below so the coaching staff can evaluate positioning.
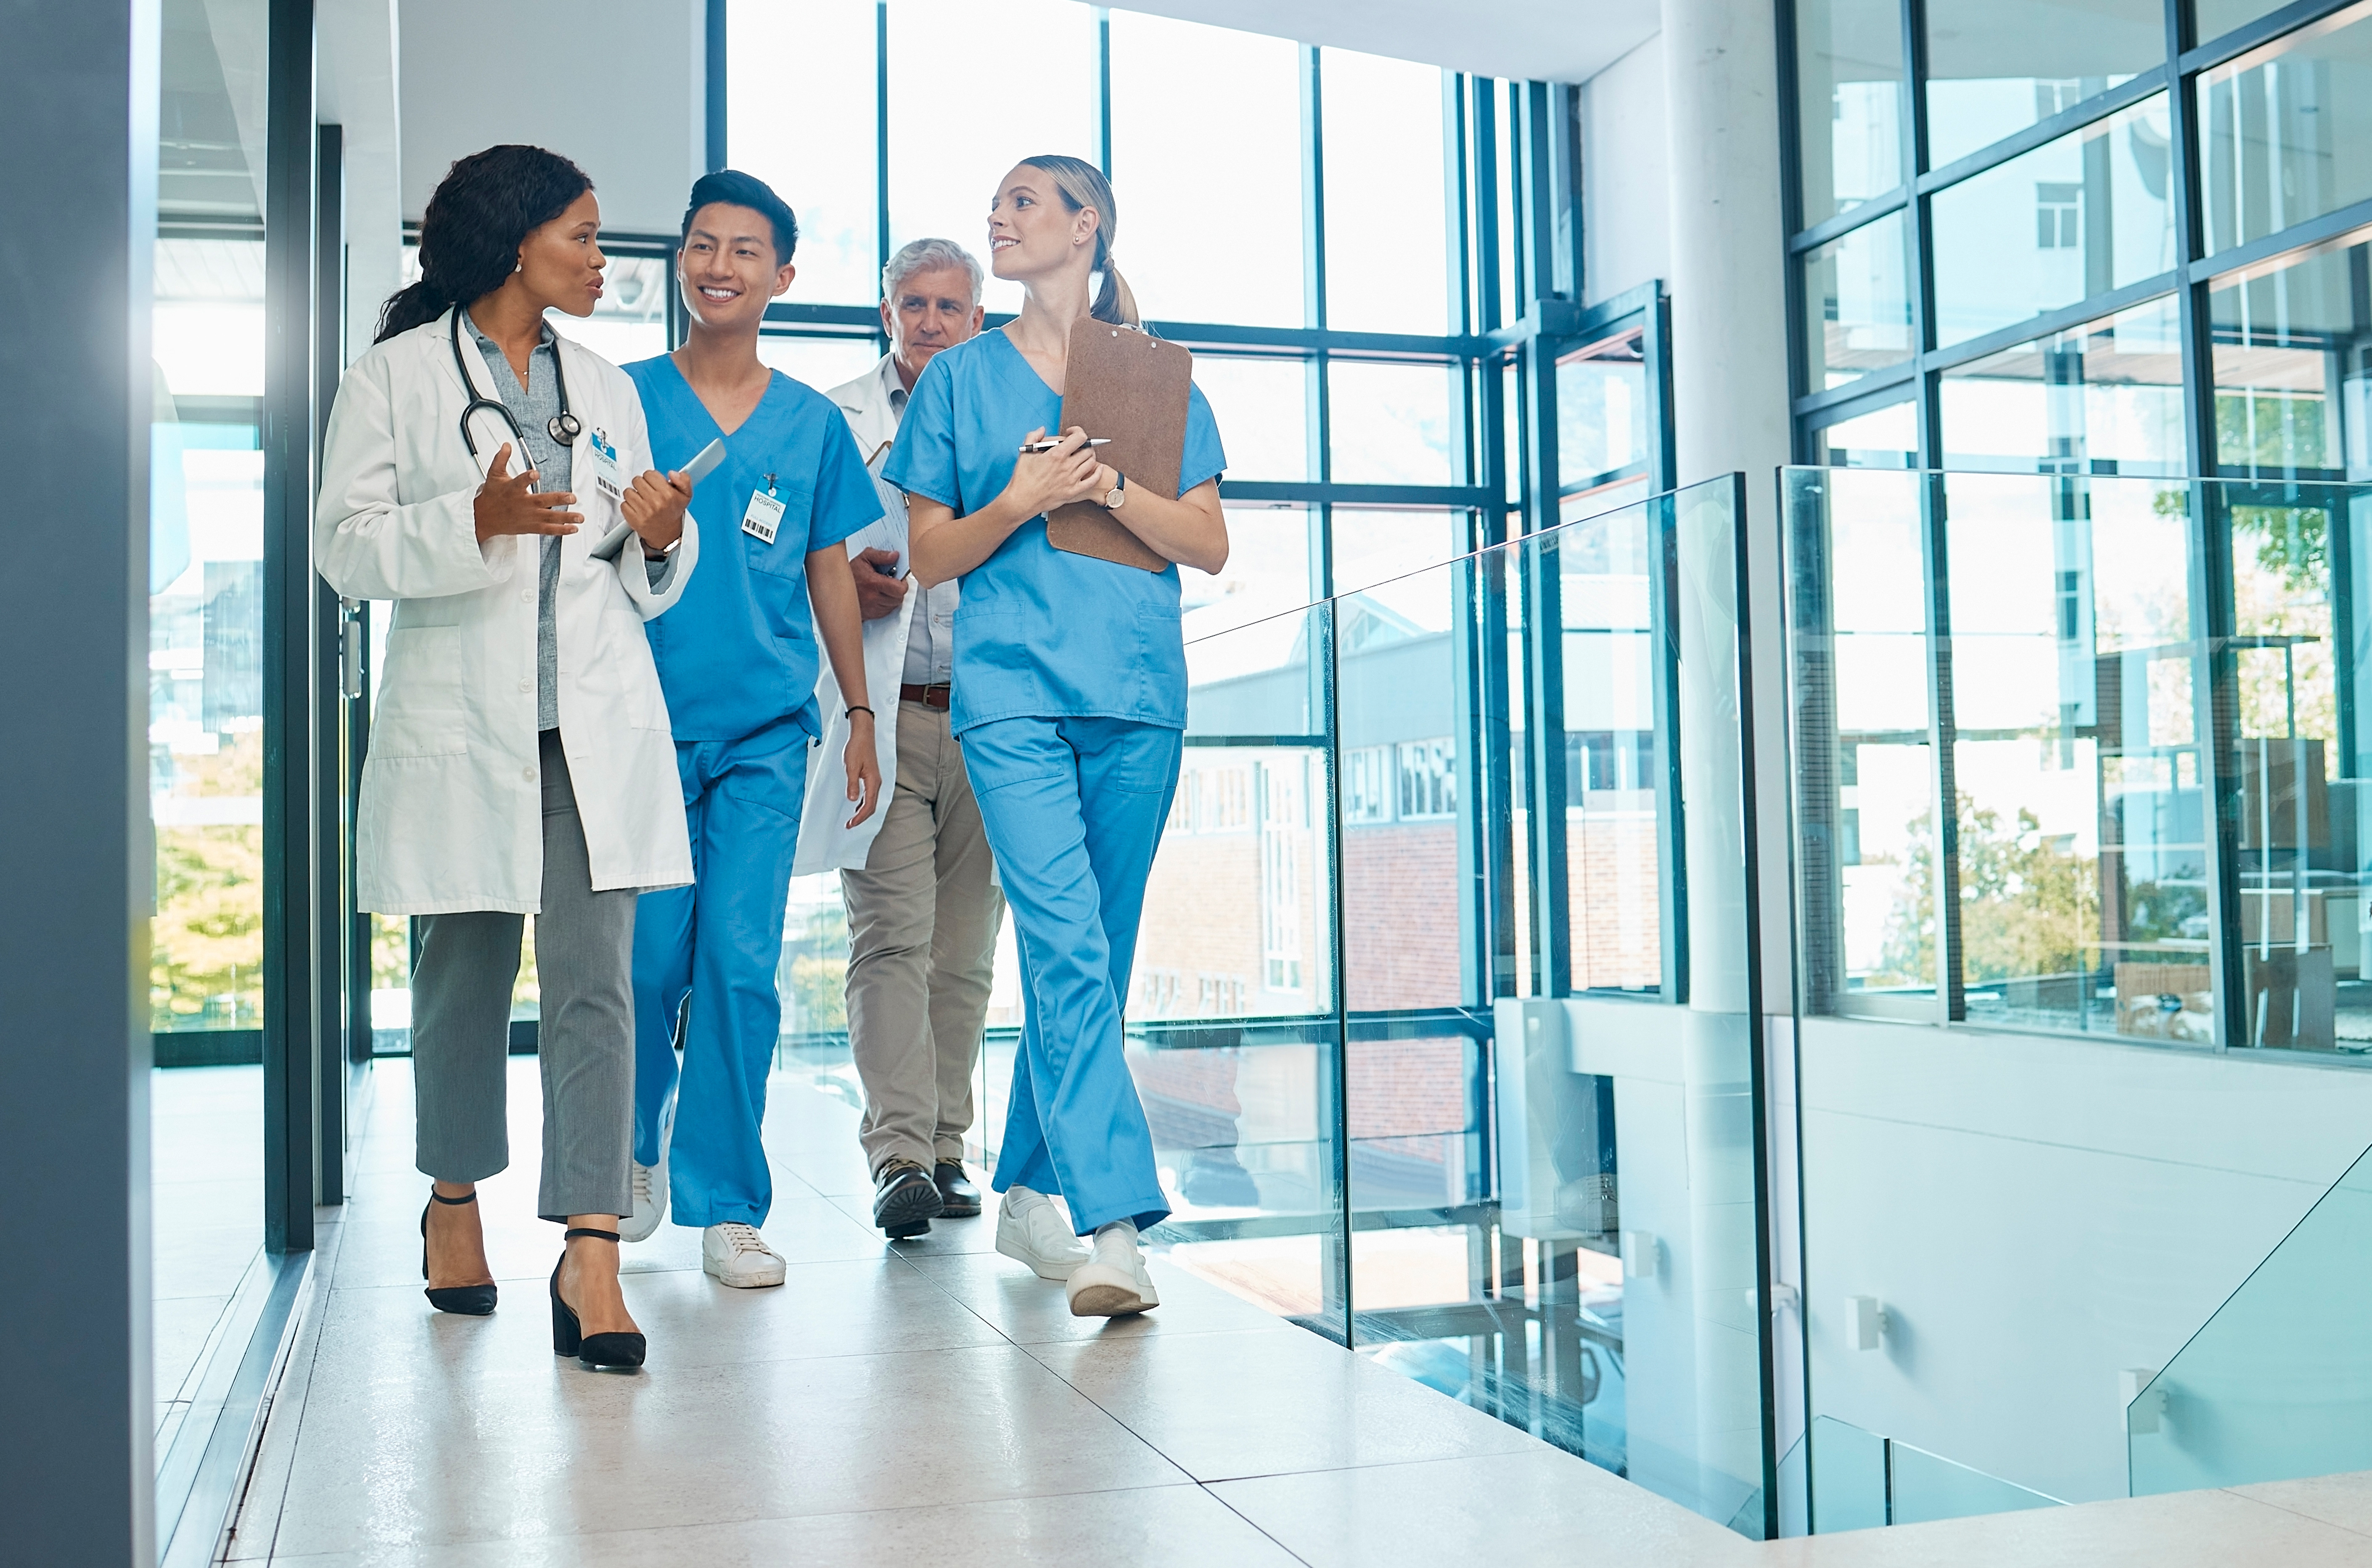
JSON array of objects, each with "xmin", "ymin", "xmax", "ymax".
[{"xmin": 1046, "ymin": 317, "xmax": 1193, "ymax": 573}]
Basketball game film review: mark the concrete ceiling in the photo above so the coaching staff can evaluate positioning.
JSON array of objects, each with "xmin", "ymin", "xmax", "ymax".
[{"xmin": 1106, "ymin": 0, "xmax": 1659, "ymax": 84}]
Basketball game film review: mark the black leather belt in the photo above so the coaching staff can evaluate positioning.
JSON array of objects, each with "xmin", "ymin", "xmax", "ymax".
[{"xmin": 899, "ymin": 682, "xmax": 952, "ymax": 711}]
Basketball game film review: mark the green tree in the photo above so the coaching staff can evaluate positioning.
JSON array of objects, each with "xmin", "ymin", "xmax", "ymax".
[{"xmin": 1875, "ymin": 795, "xmax": 2101, "ymax": 989}]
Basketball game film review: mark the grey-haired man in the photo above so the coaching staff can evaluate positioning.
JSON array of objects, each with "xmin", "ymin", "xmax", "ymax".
[{"xmin": 794, "ymin": 238, "xmax": 1002, "ymax": 1238}]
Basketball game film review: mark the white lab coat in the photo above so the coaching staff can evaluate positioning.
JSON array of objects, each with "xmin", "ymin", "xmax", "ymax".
[
  {"xmin": 793, "ymin": 353, "xmax": 933, "ymax": 874},
  {"xmin": 315, "ymin": 311, "xmax": 701, "ymax": 915}
]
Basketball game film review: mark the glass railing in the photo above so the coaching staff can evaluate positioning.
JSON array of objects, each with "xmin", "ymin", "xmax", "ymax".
[
  {"xmin": 1783, "ymin": 465, "xmax": 2372, "ymax": 1534},
  {"xmin": 1784, "ymin": 467, "xmax": 2372, "ymax": 1053},
  {"xmin": 2128, "ymin": 1137, "xmax": 2372, "ymax": 1493},
  {"xmin": 1082, "ymin": 473, "xmax": 1777, "ymax": 1537},
  {"xmin": 1812, "ymin": 1415, "xmax": 2063, "ymax": 1530}
]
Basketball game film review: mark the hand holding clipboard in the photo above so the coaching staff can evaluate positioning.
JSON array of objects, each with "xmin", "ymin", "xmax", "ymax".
[{"xmin": 1045, "ymin": 319, "xmax": 1193, "ymax": 573}]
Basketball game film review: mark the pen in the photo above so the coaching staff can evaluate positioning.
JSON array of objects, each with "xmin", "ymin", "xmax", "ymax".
[{"xmin": 1019, "ymin": 437, "xmax": 1112, "ymax": 454}]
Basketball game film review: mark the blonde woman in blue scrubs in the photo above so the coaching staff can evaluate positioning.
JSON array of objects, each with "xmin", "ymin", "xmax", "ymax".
[{"xmin": 891, "ymin": 155, "xmax": 1227, "ymax": 1316}]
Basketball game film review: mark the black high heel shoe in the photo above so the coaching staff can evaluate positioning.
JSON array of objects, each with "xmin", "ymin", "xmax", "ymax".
[
  {"xmin": 420, "ymin": 1191, "xmax": 498, "ymax": 1316},
  {"xmin": 550, "ymin": 1227, "xmax": 645, "ymax": 1369}
]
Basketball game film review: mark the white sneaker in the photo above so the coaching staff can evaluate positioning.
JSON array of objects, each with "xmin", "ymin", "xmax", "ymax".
[
  {"xmin": 620, "ymin": 1095, "xmax": 675, "ymax": 1243},
  {"xmin": 701, "ymin": 1222, "xmax": 786, "ymax": 1288},
  {"xmin": 994, "ymin": 1186, "xmax": 1091, "ymax": 1281},
  {"xmin": 620, "ymin": 1157, "xmax": 667, "ymax": 1243},
  {"xmin": 1065, "ymin": 1221, "xmax": 1160, "ymax": 1317}
]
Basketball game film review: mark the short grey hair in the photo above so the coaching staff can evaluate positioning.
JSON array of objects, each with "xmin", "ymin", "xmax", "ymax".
[{"xmin": 882, "ymin": 237, "xmax": 984, "ymax": 306}]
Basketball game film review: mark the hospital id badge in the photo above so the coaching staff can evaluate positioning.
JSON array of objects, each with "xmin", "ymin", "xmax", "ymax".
[
  {"xmin": 741, "ymin": 488, "xmax": 786, "ymax": 545},
  {"xmin": 587, "ymin": 427, "xmax": 624, "ymax": 506}
]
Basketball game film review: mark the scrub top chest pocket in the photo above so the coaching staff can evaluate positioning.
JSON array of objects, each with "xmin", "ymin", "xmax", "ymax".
[
  {"xmin": 741, "ymin": 480, "xmax": 786, "ymax": 546},
  {"xmin": 741, "ymin": 470, "xmax": 812, "ymax": 578}
]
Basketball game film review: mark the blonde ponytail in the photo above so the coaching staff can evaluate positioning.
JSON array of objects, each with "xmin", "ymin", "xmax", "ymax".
[
  {"xmin": 1021, "ymin": 153, "xmax": 1142, "ymax": 327},
  {"xmin": 1095, "ymin": 259, "xmax": 1141, "ymax": 328}
]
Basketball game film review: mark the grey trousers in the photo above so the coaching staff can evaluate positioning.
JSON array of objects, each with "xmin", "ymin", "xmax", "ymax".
[
  {"xmin": 844, "ymin": 700, "xmax": 1006, "ymax": 1177},
  {"xmin": 411, "ymin": 730, "xmax": 637, "ymax": 1221}
]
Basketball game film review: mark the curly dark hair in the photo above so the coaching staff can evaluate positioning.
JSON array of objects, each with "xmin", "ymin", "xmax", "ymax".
[{"xmin": 375, "ymin": 145, "xmax": 593, "ymax": 343}]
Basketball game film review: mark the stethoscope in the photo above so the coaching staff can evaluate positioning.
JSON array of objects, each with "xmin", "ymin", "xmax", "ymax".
[{"xmin": 449, "ymin": 302, "xmax": 581, "ymax": 457}]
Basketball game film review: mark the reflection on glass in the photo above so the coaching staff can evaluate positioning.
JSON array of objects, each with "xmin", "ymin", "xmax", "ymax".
[
  {"xmin": 2209, "ymin": 236, "xmax": 2369, "ymax": 479},
  {"xmin": 1339, "ymin": 561, "xmax": 1466, "ymax": 1010},
  {"xmin": 1815, "ymin": 399, "xmax": 1920, "ymax": 467},
  {"xmin": 2129, "ymin": 1144, "xmax": 2372, "ymax": 1494},
  {"xmin": 1547, "ymin": 503, "xmax": 1661, "ymax": 991},
  {"xmin": 1141, "ymin": 602, "xmax": 1346, "ymax": 1339},
  {"xmin": 1930, "ymin": 93, "xmax": 2173, "ymax": 348},
  {"xmin": 1111, "ymin": 11, "xmax": 1303, "ymax": 327},
  {"xmin": 2199, "ymin": 11, "xmax": 2372, "ymax": 258},
  {"xmin": 729, "ymin": 0, "xmax": 878, "ymax": 304},
  {"xmin": 153, "ymin": 0, "xmax": 266, "ymax": 1481},
  {"xmin": 1331, "ymin": 509, "xmax": 1465, "ymax": 599},
  {"xmin": 1922, "ymin": 0, "xmax": 2158, "ymax": 168},
  {"xmin": 1557, "ymin": 329, "xmax": 1649, "ymax": 486},
  {"xmin": 887, "ymin": 0, "xmax": 1097, "ymax": 318},
  {"xmin": 1944, "ymin": 473, "xmax": 2203, "ymax": 1036},
  {"xmin": 757, "ymin": 334, "xmax": 883, "ymax": 393},
  {"xmin": 1321, "ymin": 49, "xmax": 1449, "ymax": 335},
  {"xmin": 1789, "ymin": 469, "xmax": 2372, "ymax": 1048},
  {"xmin": 1940, "ymin": 293, "xmax": 2184, "ymax": 474},
  {"xmin": 1785, "ymin": 469, "xmax": 1938, "ymax": 1013},
  {"xmin": 1192, "ymin": 355, "xmax": 1307, "ymax": 481},
  {"xmin": 2226, "ymin": 490, "xmax": 2362, "ymax": 1050},
  {"xmin": 2194, "ymin": 0, "xmax": 2290, "ymax": 44},
  {"xmin": 1133, "ymin": 479, "xmax": 1774, "ymax": 1534},
  {"xmin": 1328, "ymin": 360, "xmax": 1454, "ymax": 486},
  {"xmin": 1801, "ymin": 209, "xmax": 1913, "ymax": 391},
  {"xmin": 1795, "ymin": 0, "xmax": 1907, "ymax": 224}
]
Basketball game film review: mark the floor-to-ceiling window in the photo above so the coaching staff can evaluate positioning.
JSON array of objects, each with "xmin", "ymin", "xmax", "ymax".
[
  {"xmin": 1784, "ymin": 0, "xmax": 2372, "ymax": 1045},
  {"xmin": 722, "ymin": 2, "xmax": 1776, "ymax": 1537}
]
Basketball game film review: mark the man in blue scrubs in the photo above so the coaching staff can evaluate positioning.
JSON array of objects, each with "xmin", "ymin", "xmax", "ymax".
[{"xmin": 618, "ymin": 170, "xmax": 883, "ymax": 1288}]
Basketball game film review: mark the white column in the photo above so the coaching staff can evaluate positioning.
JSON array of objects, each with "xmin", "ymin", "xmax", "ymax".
[
  {"xmin": 1662, "ymin": 0, "xmax": 1806, "ymax": 1527},
  {"xmin": 1662, "ymin": 0, "xmax": 1796, "ymax": 977}
]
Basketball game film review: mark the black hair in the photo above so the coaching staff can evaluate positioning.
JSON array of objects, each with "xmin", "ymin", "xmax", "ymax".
[
  {"xmin": 679, "ymin": 169, "xmax": 799, "ymax": 266},
  {"xmin": 374, "ymin": 145, "xmax": 593, "ymax": 343}
]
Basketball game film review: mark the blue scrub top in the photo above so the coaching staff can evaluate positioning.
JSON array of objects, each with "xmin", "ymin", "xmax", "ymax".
[
  {"xmin": 883, "ymin": 328, "xmax": 1226, "ymax": 734},
  {"xmin": 624, "ymin": 356, "xmax": 881, "ymax": 745}
]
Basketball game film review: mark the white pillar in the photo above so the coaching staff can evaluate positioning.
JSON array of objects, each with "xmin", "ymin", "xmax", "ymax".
[
  {"xmin": 1662, "ymin": 0, "xmax": 1798, "ymax": 993},
  {"xmin": 1661, "ymin": 0, "xmax": 1806, "ymax": 1528}
]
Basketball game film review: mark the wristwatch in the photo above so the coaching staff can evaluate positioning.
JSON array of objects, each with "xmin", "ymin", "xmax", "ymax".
[{"xmin": 1102, "ymin": 470, "xmax": 1127, "ymax": 510}]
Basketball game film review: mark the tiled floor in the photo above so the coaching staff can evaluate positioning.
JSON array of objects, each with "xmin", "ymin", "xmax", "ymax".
[{"xmin": 225, "ymin": 1057, "xmax": 2372, "ymax": 1566}]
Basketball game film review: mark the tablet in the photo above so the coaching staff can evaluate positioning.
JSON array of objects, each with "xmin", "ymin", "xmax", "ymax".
[{"xmin": 590, "ymin": 438, "xmax": 726, "ymax": 561}]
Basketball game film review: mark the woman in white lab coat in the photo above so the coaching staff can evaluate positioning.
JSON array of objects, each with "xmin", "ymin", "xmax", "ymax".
[{"xmin": 316, "ymin": 145, "xmax": 700, "ymax": 1369}]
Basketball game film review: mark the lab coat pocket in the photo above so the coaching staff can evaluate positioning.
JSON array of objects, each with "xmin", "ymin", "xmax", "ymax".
[{"xmin": 373, "ymin": 626, "xmax": 470, "ymax": 758}]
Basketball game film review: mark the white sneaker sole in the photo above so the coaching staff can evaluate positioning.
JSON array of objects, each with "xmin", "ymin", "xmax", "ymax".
[
  {"xmin": 703, "ymin": 1254, "xmax": 786, "ymax": 1289},
  {"xmin": 1065, "ymin": 1262, "xmax": 1159, "ymax": 1317},
  {"xmin": 996, "ymin": 1230, "xmax": 1088, "ymax": 1282}
]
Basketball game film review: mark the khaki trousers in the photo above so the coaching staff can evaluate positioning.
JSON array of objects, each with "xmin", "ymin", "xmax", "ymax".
[{"xmin": 844, "ymin": 699, "xmax": 1005, "ymax": 1177}]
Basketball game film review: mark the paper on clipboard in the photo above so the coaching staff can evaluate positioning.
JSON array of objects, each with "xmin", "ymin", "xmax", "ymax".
[
  {"xmin": 590, "ymin": 437, "xmax": 727, "ymax": 562},
  {"xmin": 1045, "ymin": 318, "xmax": 1192, "ymax": 573}
]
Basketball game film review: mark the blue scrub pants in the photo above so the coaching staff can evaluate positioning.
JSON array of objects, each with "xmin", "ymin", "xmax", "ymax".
[
  {"xmin": 632, "ymin": 729, "xmax": 808, "ymax": 1227},
  {"xmin": 960, "ymin": 714, "xmax": 1179, "ymax": 1235}
]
